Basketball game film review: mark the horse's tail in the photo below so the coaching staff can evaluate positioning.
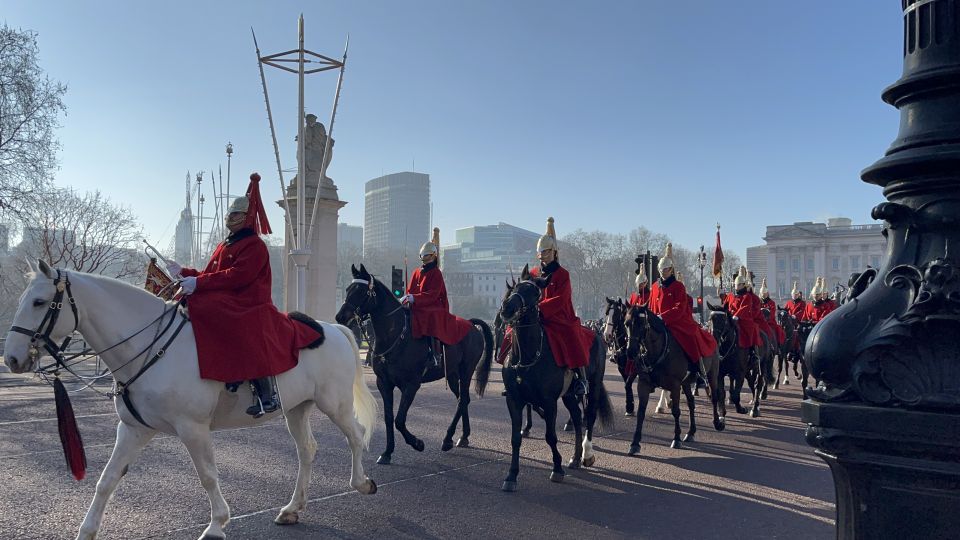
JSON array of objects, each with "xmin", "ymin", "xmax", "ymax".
[
  {"xmin": 591, "ymin": 333, "xmax": 615, "ymax": 429},
  {"xmin": 470, "ymin": 318, "xmax": 494, "ymax": 397},
  {"xmin": 334, "ymin": 323, "xmax": 378, "ymax": 449}
]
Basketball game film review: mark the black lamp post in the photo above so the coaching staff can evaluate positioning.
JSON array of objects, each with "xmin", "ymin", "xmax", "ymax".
[
  {"xmin": 697, "ymin": 245, "xmax": 706, "ymax": 324},
  {"xmin": 802, "ymin": 2, "xmax": 960, "ymax": 538}
]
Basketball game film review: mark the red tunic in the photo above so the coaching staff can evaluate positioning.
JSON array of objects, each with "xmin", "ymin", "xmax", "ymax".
[
  {"xmin": 407, "ymin": 263, "xmax": 473, "ymax": 345},
  {"xmin": 726, "ymin": 291, "xmax": 763, "ymax": 348},
  {"xmin": 785, "ymin": 299, "xmax": 807, "ymax": 321},
  {"xmin": 181, "ymin": 230, "xmax": 322, "ymax": 382},
  {"xmin": 530, "ymin": 264, "xmax": 593, "ymax": 369},
  {"xmin": 648, "ymin": 278, "xmax": 717, "ymax": 362},
  {"xmin": 628, "ymin": 288, "xmax": 650, "ymax": 306},
  {"xmin": 761, "ymin": 297, "xmax": 786, "ymax": 345}
]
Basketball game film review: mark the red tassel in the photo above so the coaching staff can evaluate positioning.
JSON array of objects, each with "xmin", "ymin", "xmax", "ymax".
[
  {"xmin": 243, "ymin": 172, "xmax": 272, "ymax": 235},
  {"xmin": 53, "ymin": 378, "xmax": 86, "ymax": 481}
]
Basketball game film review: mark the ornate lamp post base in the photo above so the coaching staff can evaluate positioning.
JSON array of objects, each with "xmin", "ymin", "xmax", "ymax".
[{"xmin": 803, "ymin": 401, "xmax": 960, "ymax": 539}]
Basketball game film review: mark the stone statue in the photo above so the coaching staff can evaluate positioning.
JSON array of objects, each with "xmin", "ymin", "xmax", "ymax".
[{"xmin": 297, "ymin": 113, "xmax": 334, "ymax": 179}]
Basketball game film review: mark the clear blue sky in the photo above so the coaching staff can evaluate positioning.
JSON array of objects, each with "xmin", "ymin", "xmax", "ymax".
[{"xmin": 4, "ymin": 1, "xmax": 902, "ymax": 260}]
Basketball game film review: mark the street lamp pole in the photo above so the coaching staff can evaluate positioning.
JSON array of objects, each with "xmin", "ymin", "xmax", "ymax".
[
  {"xmin": 698, "ymin": 245, "xmax": 706, "ymax": 324},
  {"xmin": 225, "ymin": 142, "xmax": 233, "ymax": 208}
]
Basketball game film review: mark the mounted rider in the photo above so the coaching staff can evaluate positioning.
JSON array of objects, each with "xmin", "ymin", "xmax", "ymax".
[
  {"xmin": 526, "ymin": 217, "xmax": 594, "ymax": 397},
  {"xmin": 725, "ymin": 266, "xmax": 764, "ymax": 360},
  {"xmin": 628, "ymin": 266, "xmax": 651, "ymax": 307},
  {"xmin": 804, "ymin": 277, "xmax": 830, "ymax": 323},
  {"xmin": 758, "ymin": 277, "xmax": 786, "ymax": 346},
  {"xmin": 647, "ymin": 243, "xmax": 717, "ymax": 371},
  {"xmin": 402, "ymin": 227, "xmax": 473, "ymax": 366},
  {"xmin": 166, "ymin": 173, "xmax": 324, "ymax": 417},
  {"xmin": 784, "ymin": 281, "xmax": 807, "ymax": 321}
]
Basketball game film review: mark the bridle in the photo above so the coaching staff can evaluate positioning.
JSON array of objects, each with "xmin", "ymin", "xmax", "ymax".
[
  {"xmin": 604, "ymin": 302, "xmax": 628, "ymax": 361},
  {"xmin": 345, "ymin": 278, "xmax": 407, "ymax": 360},
  {"xmin": 9, "ymin": 269, "xmax": 79, "ymax": 367},
  {"xmin": 625, "ymin": 308, "xmax": 670, "ymax": 373},
  {"xmin": 712, "ymin": 311, "xmax": 738, "ymax": 361},
  {"xmin": 502, "ymin": 281, "xmax": 544, "ymax": 371}
]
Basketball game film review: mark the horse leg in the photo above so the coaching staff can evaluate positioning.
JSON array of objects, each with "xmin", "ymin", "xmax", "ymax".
[
  {"xmin": 275, "ymin": 402, "xmax": 317, "ymax": 525},
  {"xmin": 394, "ymin": 383, "xmax": 425, "ymax": 452},
  {"xmin": 324, "ymin": 398, "xmax": 377, "ymax": 496},
  {"xmin": 733, "ymin": 368, "xmax": 748, "ymax": 415},
  {"xmin": 681, "ymin": 373, "xmax": 697, "ymax": 443},
  {"xmin": 669, "ymin": 385, "xmax": 683, "ymax": 449},
  {"xmin": 774, "ymin": 352, "xmax": 783, "ymax": 389},
  {"xmin": 441, "ymin": 371, "xmax": 463, "ymax": 452},
  {"xmin": 750, "ymin": 366, "xmax": 763, "ymax": 418},
  {"xmin": 581, "ymin": 381, "xmax": 599, "ymax": 467},
  {"xmin": 455, "ymin": 360, "xmax": 473, "ymax": 448},
  {"xmin": 77, "ymin": 422, "xmax": 155, "ymax": 540},
  {"xmin": 543, "ymin": 401, "xmax": 565, "ymax": 482},
  {"xmin": 628, "ymin": 380, "xmax": 652, "ymax": 456},
  {"xmin": 561, "ymin": 393, "xmax": 584, "ymax": 469},
  {"xmin": 502, "ymin": 395, "xmax": 524, "ymax": 492},
  {"xmin": 177, "ymin": 423, "xmax": 230, "ymax": 540},
  {"xmin": 710, "ymin": 367, "xmax": 725, "ymax": 431},
  {"xmin": 376, "ymin": 377, "xmax": 395, "ymax": 465},
  {"xmin": 624, "ymin": 374, "xmax": 636, "ymax": 417},
  {"xmin": 521, "ymin": 404, "xmax": 533, "ymax": 438},
  {"xmin": 655, "ymin": 388, "xmax": 669, "ymax": 414}
]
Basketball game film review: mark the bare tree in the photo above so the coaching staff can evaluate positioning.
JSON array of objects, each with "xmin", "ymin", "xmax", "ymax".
[
  {"xmin": 0, "ymin": 25, "xmax": 66, "ymax": 216},
  {"xmin": 15, "ymin": 188, "xmax": 144, "ymax": 280}
]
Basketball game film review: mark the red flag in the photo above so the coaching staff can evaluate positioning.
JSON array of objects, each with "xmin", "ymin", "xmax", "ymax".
[
  {"xmin": 712, "ymin": 226, "xmax": 724, "ymax": 278},
  {"xmin": 145, "ymin": 258, "xmax": 175, "ymax": 300}
]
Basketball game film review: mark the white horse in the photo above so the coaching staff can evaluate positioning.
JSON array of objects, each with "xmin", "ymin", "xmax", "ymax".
[{"xmin": 4, "ymin": 261, "xmax": 378, "ymax": 540}]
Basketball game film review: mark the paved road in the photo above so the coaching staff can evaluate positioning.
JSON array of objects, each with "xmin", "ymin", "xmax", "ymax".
[{"xmin": 0, "ymin": 356, "xmax": 834, "ymax": 540}]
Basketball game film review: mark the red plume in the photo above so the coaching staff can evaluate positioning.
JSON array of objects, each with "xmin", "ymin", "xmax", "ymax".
[
  {"xmin": 54, "ymin": 377, "xmax": 86, "ymax": 480},
  {"xmin": 243, "ymin": 172, "xmax": 272, "ymax": 235}
]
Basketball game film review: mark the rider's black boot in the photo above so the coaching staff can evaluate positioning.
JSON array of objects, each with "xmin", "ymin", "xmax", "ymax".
[
  {"xmin": 574, "ymin": 367, "xmax": 589, "ymax": 397},
  {"xmin": 246, "ymin": 377, "xmax": 279, "ymax": 418}
]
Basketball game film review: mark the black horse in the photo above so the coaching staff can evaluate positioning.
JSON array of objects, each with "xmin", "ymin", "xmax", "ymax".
[
  {"xmin": 623, "ymin": 304, "xmax": 723, "ymax": 456},
  {"xmin": 707, "ymin": 304, "xmax": 765, "ymax": 417},
  {"xmin": 602, "ymin": 297, "xmax": 639, "ymax": 417},
  {"xmin": 336, "ymin": 264, "xmax": 494, "ymax": 464},
  {"xmin": 796, "ymin": 320, "xmax": 817, "ymax": 391},
  {"xmin": 498, "ymin": 266, "xmax": 613, "ymax": 492},
  {"xmin": 774, "ymin": 308, "xmax": 797, "ymax": 389}
]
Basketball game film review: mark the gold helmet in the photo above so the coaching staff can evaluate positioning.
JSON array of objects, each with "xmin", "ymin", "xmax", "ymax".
[
  {"xmin": 419, "ymin": 227, "xmax": 440, "ymax": 258},
  {"xmin": 734, "ymin": 266, "xmax": 749, "ymax": 289},
  {"xmin": 791, "ymin": 281, "xmax": 801, "ymax": 298},
  {"xmin": 536, "ymin": 217, "xmax": 558, "ymax": 253},
  {"xmin": 658, "ymin": 243, "xmax": 675, "ymax": 273},
  {"xmin": 759, "ymin": 277, "xmax": 769, "ymax": 298},
  {"xmin": 811, "ymin": 277, "xmax": 822, "ymax": 299}
]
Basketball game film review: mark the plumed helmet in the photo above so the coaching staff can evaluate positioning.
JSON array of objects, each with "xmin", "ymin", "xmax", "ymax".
[
  {"xmin": 536, "ymin": 217, "xmax": 558, "ymax": 253},
  {"xmin": 658, "ymin": 243, "xmax": 675, "ymax": 272},
  {"xmin": 635, "ymin": 267, "xmax": 648, "ymax": 289},
  {"xmin": 759, "ymin": 277, "xmax": 769, "ymax": 297},
  {"xmin": 419, "ymin": 227, "xmax": 440, "ymax": 257},
  {"xmin": 811, "ymin": 277, "xmax": 822, "ymax": 298},
  {"xmin": 734, "ymin": 266, "xmax": 749, "ymax": 289},
  {"xmin": 792, "ymin": 281, "xmax": 801, "ymax": 297},
  {"xmin": 228, "ymin": 196, "xmax": 249, "ymax": 214}
]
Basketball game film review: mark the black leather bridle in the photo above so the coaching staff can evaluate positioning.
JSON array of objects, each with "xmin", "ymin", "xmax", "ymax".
[{"xmin": 9, "ymin": 269, "xmax": 79, "ymax": 367}]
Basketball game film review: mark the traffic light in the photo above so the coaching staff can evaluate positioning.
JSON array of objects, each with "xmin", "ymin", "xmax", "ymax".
[
  {"xmin": 697, "ymin": 296, "xmax": 703, "ymax": 308},
  {"xmin": 391, "ymin": 266, "xmax": 404, "ymax": 297}
]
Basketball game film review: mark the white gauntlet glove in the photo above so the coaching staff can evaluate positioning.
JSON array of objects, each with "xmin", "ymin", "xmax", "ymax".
[
  {"xmin": 166, "ymin": 260, "xmax": 183, "ymax": 277},
  {"xmin": 180, "ymin": 276, "xmax": 197, "ymax": 295}
]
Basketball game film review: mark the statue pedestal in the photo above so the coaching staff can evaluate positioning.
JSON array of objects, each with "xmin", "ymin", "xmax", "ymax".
[
  {"xmin": 279, "ymin": 173, "xmax": 346, "ymax": 322},
  {"xmin": 802, "ymin": 400, "xmax": 960, "ymax": 539}
]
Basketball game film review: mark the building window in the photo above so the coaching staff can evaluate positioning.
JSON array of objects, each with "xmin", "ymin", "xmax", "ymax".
[
  {"xmin": 806, "ymin": 258, "xmax": 814, "ymax": 272},
  {"xmin": 792, "ymin": 257, "xmax": 800, "ymax": 272},
  {"xmin": 832, "ymin": 257, "xmax": 840, "ymax": 271},
  {"xmin": 851, "ymin": 255, "xmax": 861, "ymax": 270},
  {"xmin": 871, "ymin": 255, "xmax": 880, "ymax": 268},
  {"xmin": 777, "ymin": 258, "xmax": 785, "ymax": 271}
]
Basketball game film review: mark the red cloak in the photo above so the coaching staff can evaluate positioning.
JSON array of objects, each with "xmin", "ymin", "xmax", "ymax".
[
  {"xmin": 648, "ymin": 278, "xmax": 717, "ymax": 362},
  {"xmin": 407, "ymin": 263, "xmax": 473, "ymax": 345},
  {"xmin": 181, "ymin": 230, "xmax": 322, "ymax": 382},
  {"xmin": 628, "ymin": 288, "xmax": 650, "ymax": 307},
  {"xmin": 530, "ymin": 264, "xmax": 593, "ymax": 369},
  {"xmin": 761, "ymin": 297, "xmax": 786, "ymax": 345},
  {"xmin": 785, "ymin": 299, "xmax": 806, "ymax": 321},
  {"xmin": 726, "ymin": 291, "xmax": 763, "ymax": 348}
]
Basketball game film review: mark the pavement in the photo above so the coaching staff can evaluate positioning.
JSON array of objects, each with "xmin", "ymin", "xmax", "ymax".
[{"xmin": 0, "ymin": 354, "xmax": 834, "ymax": 540}]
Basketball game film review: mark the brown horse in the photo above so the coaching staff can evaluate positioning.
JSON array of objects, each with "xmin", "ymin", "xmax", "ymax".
[{"xmin": 623, "ymin": 305, "xmax": 723, "ymax": 456}]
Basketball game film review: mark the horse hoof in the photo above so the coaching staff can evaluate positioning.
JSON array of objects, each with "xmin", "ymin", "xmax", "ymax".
[
  {"xmin": 520, "ymin": 428, "xmax": 531, "ymax": 438},
  {"xmin": 562, "ymin": 422, "xmax": 573, "ymax": 432},
  {"xmin": 682, "ymin": 433, "xmax": 694, "ymax": 443},
  {"xmin": 670, "ymin": 439, "xmax": 682, "ymax": 449},
  {"xmin": 412, "ymin": 439, "xmax": 425, "ymax": 452},
  {"xmin": 358, "ymin": 478, "xmax": 377, "ymax": 495},
  {"xmin": 628, "ymin": 444, "xmax": 641, "ymax": 456},
  {"xmin": 624, "ymin": 410, "xmax": 635, "ymax": 417},
  {"xmin": 582, "ymin": 455, "xmax": 596, "ymax": 468},
  {"xmin": 567, "ymin": 458, "xmax": 581, "ymax": 469},
  {"xmin": 774, "ymin": 383, "xmax": 780, "ymax": 390},
  {"xmin": 441, "ymin": 439, "xmax": 454, "ymax": 452},
  {"xmin": 456, "ymin": 437, "xmax": 469, "ymax": 448},
  {"xmin": 750, "ymin": 409, "xmax": 760, "ymax": 418},
  {"xmin": 655, "ymin": 407, "xmax": 667, "ymax": 414},
  {"xmin": 735, "ymin": 406, "xmax": 747, "ymax": 415},
  {"xmin": 200, "ymin": 534, "xmax": 226, "ymax": 540},
  {"xmin": 761, "ymin": 391, "xmax": 768, "ymax": 400},
  {"xmin": 784, "ymin": 379, "xmax": 790, "ymax": 385},
  {"xmin": 377, "ymin": 454, "xmax": 391, "ymax": 465},
  {"xmin": 549, "ymin": 471, "xmax": 565, "ymax": 483},
  {"xmin": 714, "ymin": 418, "xmax": 726, "ymax": 431},
  {"xmin": 502, "ymin": 480, "xmax": 518, "ymax": 492},
  {"xmin": 274, "ymin": 511, "xmax": 299, "ymax": 525}
]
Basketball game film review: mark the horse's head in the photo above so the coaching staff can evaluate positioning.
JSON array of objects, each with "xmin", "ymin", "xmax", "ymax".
[
  {"xmin": 776, "ymin": 308, "xmax": 790, "ymax": 327},
  {"xmin": 336, "ymin": 263, "xmax": 389, "ymax": 325},
  {"xmin": 499, "ymin": 264, "xmax": 549, "ymax": 325},
  {"xmin": 603, "ymin": 296, "xmax": 626, "ymax": 346},
  {"xmin": 493, "ymin": 277, "xmax": 517, "ymax": 332},
  {"xmin": 4, "ymin": 260, "xmax": 79, "ymax": 374},
  {"xmin": 707, "ymin": 306, "xmax": 732, "ymax": 343},
  {"xmin": 623, "ymin": 304, "xmax": 650, "ymax": 360}
]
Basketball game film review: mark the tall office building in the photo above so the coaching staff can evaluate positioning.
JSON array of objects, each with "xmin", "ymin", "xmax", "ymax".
[
  {"xmin": 363, "ymin": 172, "xmax": 430, "ymax": 260},
  {"xmin": 337, "ymin": 223, "xmax": 363, "ymax": 253}
]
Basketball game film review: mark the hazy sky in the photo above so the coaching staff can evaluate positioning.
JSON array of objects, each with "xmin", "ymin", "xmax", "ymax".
[{"xmin": 4, "ymin": 1, "xmax": 903, "ymax": 260}]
